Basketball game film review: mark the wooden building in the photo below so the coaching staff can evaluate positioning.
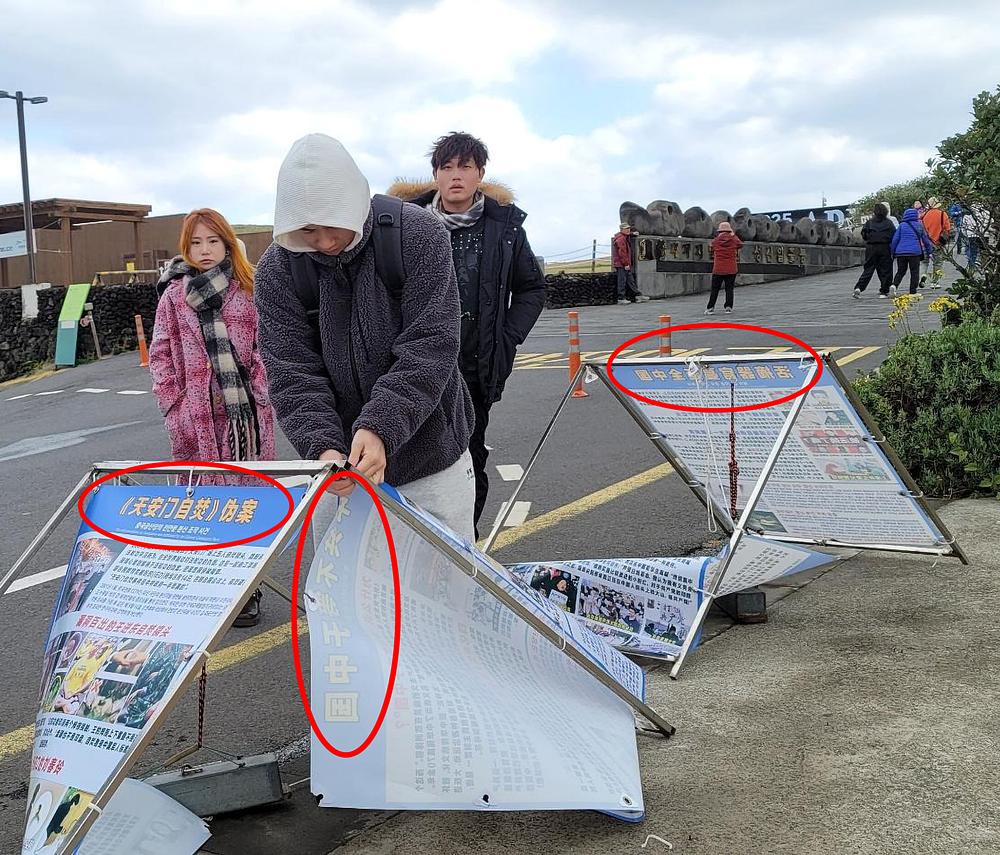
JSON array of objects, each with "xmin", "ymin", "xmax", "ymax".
[{"xmin": 0, "ymin": 198, "xmax": 273, "ymax": 288}]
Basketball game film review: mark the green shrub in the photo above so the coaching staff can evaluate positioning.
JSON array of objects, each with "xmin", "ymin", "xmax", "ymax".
[{"xmin": 854, "ymin": 316, "xmax": 1000, "ymax": 498}]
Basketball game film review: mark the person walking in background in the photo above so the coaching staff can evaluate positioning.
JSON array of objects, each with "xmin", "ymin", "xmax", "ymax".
[
  {"xmin": 150, "ymin": 208, "xmax": 275, "ymax": 627},
  {"xmin": 918, "ymin": 196, "xmax": 952, "ymax": 287},
  {"xmin": 889, "ymin": 207, "xmax": 936, "ymax": 296},
  {"xmin": 706, "ymin": 221, "xmax": 742, "ymax": 314},
  {"xmin": 853, "ymin": 203, "xmax": 896, "ymax": 299},
  {"xmin": 612, "ymin": 224, "xmax": 649, "ymax": 304},
  {"xmin": 948, "ymin": 202, "xmax": 965, "ymax": 254},
  {"xmin": 387, "ymin": 131, "xmax": 545, "ymax": 540},
  {"xmin": 881, "ymin": 200, "xmax": 899, "ymax": 228}
]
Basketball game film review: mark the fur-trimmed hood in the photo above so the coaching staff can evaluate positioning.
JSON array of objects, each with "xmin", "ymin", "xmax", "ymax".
[
  {"xmin": 386, "ymin": 179, "xmax": 526, "ymax": 230},
  {"xmin": 385, "ymin": 179, "xmax": 515, "ymax": 206}
]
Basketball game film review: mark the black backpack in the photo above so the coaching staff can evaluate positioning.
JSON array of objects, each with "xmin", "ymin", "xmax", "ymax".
[{"xmin": 288, "ymin": 194, "xmax": 406, "ymax": 337}]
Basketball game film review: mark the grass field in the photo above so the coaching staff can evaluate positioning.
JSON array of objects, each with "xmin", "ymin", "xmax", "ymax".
[{"xmin": 544, "ymin": 255, "xmax": 613, "ymax": 274}]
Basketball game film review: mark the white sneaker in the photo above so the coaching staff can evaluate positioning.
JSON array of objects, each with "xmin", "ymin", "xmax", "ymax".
[
  {"xmin": 724, "ymin": 307, "xmax": 732, "ymax": 313},
  {"xmin": 853, "ymin": 288, "xmax": 861, "ymax": 299},
  {"xmin": 878, "ymin": 293, "xmax": 888, "ymax": 299},
  {"xmin": 617, "ymin": 299, "xmax": 630, "ymax": 305},
  {"xmin": 635, "ymin": 295, "xmax": 650, "ymax": 302},
  {"xmin": 890, "ymin": 285, "xmax": 897, "ymax": 297},
  {"xmin": 705, "ymin": 308, "xmax": 715, "ymax": 315}
]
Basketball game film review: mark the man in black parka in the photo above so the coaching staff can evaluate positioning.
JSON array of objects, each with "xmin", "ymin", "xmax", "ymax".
[
  {"xmin": 853, "ymin": 202, "xmax": 896, "ymax": 298},
  {"xmin": 390, "ymin": 132, "xmax": 545, "ymax": 537}
]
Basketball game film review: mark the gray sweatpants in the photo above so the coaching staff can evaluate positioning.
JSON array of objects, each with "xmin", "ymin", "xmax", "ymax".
[{"xmin": 311, "ymin": 450, "xmax": 476, "ymax": 549}]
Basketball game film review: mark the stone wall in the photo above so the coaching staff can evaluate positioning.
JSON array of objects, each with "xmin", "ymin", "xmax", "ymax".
[
  {"xmin": 634, "ymin": 235, "xmax": 864, "ymax": 298},
  {"xmin": 544, "ymin": 273, "xmax": 617, "ymax": 309},
  {"xmin": 0, "ymin": 280, "xmax": 156, "ymax": 382}
]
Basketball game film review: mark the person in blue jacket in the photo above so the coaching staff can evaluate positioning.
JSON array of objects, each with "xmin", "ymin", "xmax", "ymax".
[
  {"xmin": 948, "ymin": 202, "xmax": 965, "ymax": 253},
  {"xmin": 889, "ymin": 207, "xmax": 936, "ymax": 296}
]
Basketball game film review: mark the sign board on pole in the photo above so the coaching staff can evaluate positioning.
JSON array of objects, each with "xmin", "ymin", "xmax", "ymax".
[
  {"xmin": 54, "ymin": 283, "xmax": 92, "ymax": 368},
  {"xmin": 0, "ymin": 229, "xmax": 34, "ymax": 259},
  {"xmin": 22, "ymin": 483, "xmax": 303, "ymax": 854},
  {"xmin": 307, "ymin": 486, "xmax": 648, "ymax": 820}
]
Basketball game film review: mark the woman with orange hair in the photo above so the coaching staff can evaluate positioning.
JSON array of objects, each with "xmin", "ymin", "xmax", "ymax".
[{"xmin": 150, "ymin": 209, "xmax": 275, "ymax": 625}]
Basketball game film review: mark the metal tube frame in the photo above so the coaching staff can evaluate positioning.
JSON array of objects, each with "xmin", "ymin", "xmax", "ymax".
[
  {"xmin": 480, "ymin": 364, "xmax": 585, "ymax": 553},
  {"xmin": 487, "ymin": 350, "xmax": 966, "ymax": 678},
  {"xmin": 0, "ymin": 471, "xmax": 92, "ymax": 598},
  {"xmin": 823, "ymin": 355, "xmax": 968, "ymax": 565},
  {"xmin": 668, "ymin": 363, "xmax": 817, "ymax": 679},
  {"xmin": 592, "ymin": 367, "xmax": 734, "ymax": 533}
]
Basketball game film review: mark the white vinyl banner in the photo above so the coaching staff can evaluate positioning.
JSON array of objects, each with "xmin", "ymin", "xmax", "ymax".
[
  {"xmin": 706, "ymin": 535, "xmax": 838, "ymax": 596},
  {"xmin": 307, "ymin": 486, "xmax": 646, "ymax": 820}
]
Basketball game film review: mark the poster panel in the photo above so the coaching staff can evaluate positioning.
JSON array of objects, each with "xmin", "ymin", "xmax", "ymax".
[
  {"xmin": 23, "ymin": 485, "xmax": 296, "ymax": 855},
  {"xmin": 706, "ymin": 535, "xmax": 839, "ymax": 596},
  {"xmin": 608, "ymin": 356, "xmax": 951, "ymax": 551},
  {"xmin": 307, "ymin": 487, "xmax": 645, "ymax": 820},
  {"xmin": 506, "ymin": 556, "xmax": 709, "ymax": 660}
]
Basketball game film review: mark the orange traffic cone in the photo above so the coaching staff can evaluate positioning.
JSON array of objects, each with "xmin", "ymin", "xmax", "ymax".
[
  {"xmin": 659, "ymin": 314, "xmax": 672, "ymax": 357},
  {"xmin": 568, "ymin": 311, "xmax": 588, "ymax": 398},
  {"xmin": 135, "ymin": 314, "xmax": 149, "ymax": 368}
]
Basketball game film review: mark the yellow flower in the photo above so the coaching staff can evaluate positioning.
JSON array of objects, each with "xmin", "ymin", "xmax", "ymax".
[{"xmin": 928, "ymin": 295, "xmax": 960, "ymax": 314}]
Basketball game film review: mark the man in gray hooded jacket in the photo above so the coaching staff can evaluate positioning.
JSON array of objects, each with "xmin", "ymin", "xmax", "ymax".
[{"xmin": 254, "ymin": 133, "xmax": 475, "ymax": 537}]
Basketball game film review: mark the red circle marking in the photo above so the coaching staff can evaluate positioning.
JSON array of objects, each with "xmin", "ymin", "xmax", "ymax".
[
  {"xmin": 606, "ymin": 322, "xmax": 823, "ymax": 413},
  {"xmin": 290, "ymin": 472, "xmax": 401, "ymax": 758},
  {"xmin": 78, "ymin": 460, "xmax": 295, "ymax": 551}
]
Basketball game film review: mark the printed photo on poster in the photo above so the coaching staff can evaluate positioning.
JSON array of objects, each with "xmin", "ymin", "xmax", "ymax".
[
  {"xmin": 116, "ymin": 642, "xmax": 194, "ymax": 730},
  {"xmin": 56, "ymin": 536, "xmax": 126, "ymax": 619},
  {"xmin": 528, "ymin": 566, "xmax": 580, "ymax": 614},
  {"xmin": 579, "ymin": 583, "xmax": 645, "ymax": 634}
]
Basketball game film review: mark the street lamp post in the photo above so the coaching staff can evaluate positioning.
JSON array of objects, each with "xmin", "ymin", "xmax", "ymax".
[{"xmin": 0, "ymin": 89, "xmax": 48, "ymax": 284}]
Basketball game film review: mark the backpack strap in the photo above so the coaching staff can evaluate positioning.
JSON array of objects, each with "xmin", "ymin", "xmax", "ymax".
[
  {"xmin": 288, "ymin": 251, "xmax": 322, "ymax": 347},
  {"xmin": 286, "ymin": 196, "xmax": 406, "ymax": 346},
  {"xmin": 370, "ymin": 193, "xmax": 405, "ymax": 301}
]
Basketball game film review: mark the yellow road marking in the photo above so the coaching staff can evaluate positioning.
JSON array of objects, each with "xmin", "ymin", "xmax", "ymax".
[
  {"xmin": 513, "ymin": 352, "xmax": 563, "ymax": 365},
  {"xmin": 0, "ymin": 621, "xmax": 309, "ymax": 762},
  {"xmin": 835, "ymin": 346, "xmax": 881, "ymax": 366},
  {"xmin": 486, "ymin": 463, "xmax": 675, "ymax": 552}
]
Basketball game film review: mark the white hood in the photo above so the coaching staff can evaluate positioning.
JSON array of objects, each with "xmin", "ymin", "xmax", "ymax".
[{"xmin": 272, "ymin": 133, "xmax": 371, "ymax": 253}]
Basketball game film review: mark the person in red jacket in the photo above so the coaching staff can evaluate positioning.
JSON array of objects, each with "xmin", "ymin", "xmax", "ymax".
[
  {"xmin": 918, "ymin": 196, "xmax": 952, "ymax": 288},
  {"xmin": 707, "ymin": 221, "xmax": 743, "ymax": 314},
  {"xmin": 612, "ymin": 223, "xmax": 649, "ymax": 304}
]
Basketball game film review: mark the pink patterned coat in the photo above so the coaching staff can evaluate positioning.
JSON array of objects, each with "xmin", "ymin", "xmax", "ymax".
[{"xmin": 149, "ymin": 277, "xmax": 276, "ymax": 484}]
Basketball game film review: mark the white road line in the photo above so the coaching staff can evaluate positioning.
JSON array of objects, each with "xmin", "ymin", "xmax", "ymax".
[
  {"xmin": 496, "ymin": 464, "xmax": 525, "ymax": 482},
  {"xmin": 4, "ymin": 564, "xmax": 67, "ymax": 595},
  {"xmin": 117, "ymin": 390, "xmax": 149, "ymax": 396},
  {"xmin": 5, "ymin": 393, "xmax": 32, "ymax": 401},
  {"xmin": 34, "ymin": 390, "xmax": 64, "ymax": 396},
  {"xmin": 79, "ymin": 388, "xmax": 110, "ymax": 394},
  {"xmin": 495, "ymin": 500, "xmax": 532, "ymax": 528}
]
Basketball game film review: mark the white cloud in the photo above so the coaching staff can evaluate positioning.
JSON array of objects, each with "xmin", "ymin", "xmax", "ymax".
[{"xmin": 1, "ymin": 0, "xmax": 999, "ymax": 259}]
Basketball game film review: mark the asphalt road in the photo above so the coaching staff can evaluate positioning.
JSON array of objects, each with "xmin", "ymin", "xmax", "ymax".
[{"xmin": 0, "ymin": 265, "xmax": 949, "ymax": 851}]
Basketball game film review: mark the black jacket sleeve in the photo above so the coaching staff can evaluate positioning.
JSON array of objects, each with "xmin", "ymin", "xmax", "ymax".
[{"xmin": 503, "ymin": 229, "xmax": 546, "ymax": 346}]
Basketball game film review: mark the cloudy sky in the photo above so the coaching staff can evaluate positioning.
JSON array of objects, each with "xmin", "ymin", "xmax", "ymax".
[{"xmin": 1, "ymin": 0, "xmax": 999, "ymax": 259}]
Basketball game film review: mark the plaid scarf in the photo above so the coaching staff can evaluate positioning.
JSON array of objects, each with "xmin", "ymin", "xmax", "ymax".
[
  {"xmin": 184, "ymin": 258, "xmax": 261, "ymax": 461},
  {"xmin": 426, "ymin": 190, "xmax": 485, "ymax": 231}
]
